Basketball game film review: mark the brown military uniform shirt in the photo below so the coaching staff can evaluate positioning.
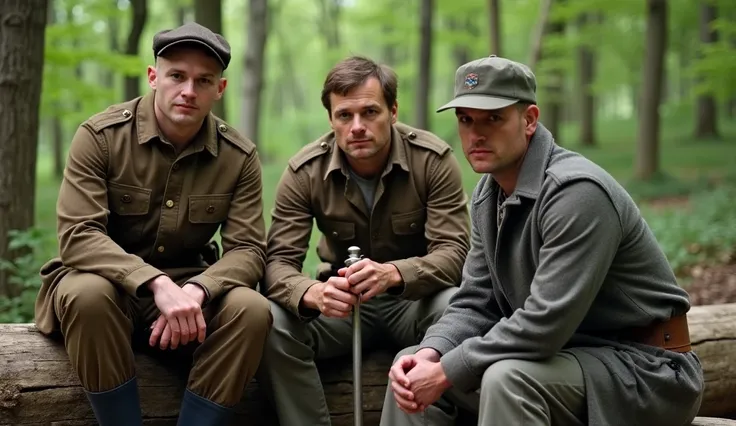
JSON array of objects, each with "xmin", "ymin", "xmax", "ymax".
[
  {"xmin": 35, "ymin": 92, "xmax": 267, "ymax": 334},
  {"xmin": 263, "ymin": 122, "xmax": 470, "ymax": 319}
]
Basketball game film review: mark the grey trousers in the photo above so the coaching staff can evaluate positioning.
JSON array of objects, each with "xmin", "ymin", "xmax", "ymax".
[
  {"xmin": 256, "ymin": 288, "xmax": 458, "ymax": 426},
  {"xmin": 380, "ymin": 345, "xmax": 586, "ymax": 426}
]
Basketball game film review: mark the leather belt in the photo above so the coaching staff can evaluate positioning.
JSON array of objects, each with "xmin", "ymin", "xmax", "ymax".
[{"xmin": 620, "ymin": 314, "xmax": 692, "ymax": 353}]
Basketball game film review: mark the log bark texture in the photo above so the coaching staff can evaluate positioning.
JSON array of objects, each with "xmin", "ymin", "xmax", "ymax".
[{"xmin": 1, "ymin": 303, "xmax": 735, "ymax": 425}]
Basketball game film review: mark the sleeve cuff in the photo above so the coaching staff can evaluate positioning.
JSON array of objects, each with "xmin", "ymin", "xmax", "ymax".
[
  {"xmin": 385, "ymin": 259, "xmax": 419, "ymax": 299},
  {"xmin": 419, "ymin": 335, "xmax": 457, "ymax": 356},
  {"xmin": 186, "ymin": 274, "xmax": 221, "ymax": 302},
  {"xmin": 122, "ymin": 265, "xmax": 165, "ymax": 297},
  {"xmin": 440, "ymin": 345, "xmax": 482, "ymax": 392},
  {"xmin": 289, "ymin": 277, "xmax": 322, "ymax": 321}
]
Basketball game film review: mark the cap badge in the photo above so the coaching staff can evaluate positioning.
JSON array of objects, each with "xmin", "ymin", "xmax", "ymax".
[{"xmin": 464, "ymin": 73, "xmax": 479, "ymax": 89}]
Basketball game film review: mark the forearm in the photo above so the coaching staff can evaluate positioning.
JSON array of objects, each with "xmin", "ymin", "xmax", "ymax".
[
  {"xmin": 187, "ymin": 245, "xmax": 265, "ymax": 302},
  {"xmin": 58, "ymin": 226, "xmax": 164, "ymax": 295},
  {"xmin": 265, "ymin": 260, "xmax": 321, "ymax": 319}
]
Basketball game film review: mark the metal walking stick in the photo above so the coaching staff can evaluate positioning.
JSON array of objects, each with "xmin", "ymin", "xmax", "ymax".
[{"xmin": 344, "ymin": 246, "xmax": 363, "ymax": 426}]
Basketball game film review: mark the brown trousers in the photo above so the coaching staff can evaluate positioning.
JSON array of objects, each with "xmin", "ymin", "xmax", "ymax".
[{"xmin": 52, "ymin": 269, "xmax": 272, "ymax": 407}]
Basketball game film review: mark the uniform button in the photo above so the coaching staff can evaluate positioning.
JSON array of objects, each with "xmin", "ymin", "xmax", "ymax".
[
  {"xmin": 332, "ymin": 231, "xmax": 339, "ymax": 237},
  {"xmin": 320, "ymin": 141, "xmax": 329, "ymax": 149},
  {"xmin": 410, "ymin": 222, "xmax": 417, "ymax": 229},
  {"xmin": 206, "ymin": 205, "xmax": 215, "ymax": 213},
  {"xmin": 172, "ymin": 163, "xmax": 180, "ymax": 171},
  {"xmin": 165, "ymin": 200, "xmax": 174, "ymax": 208},
  {"xmin": 218, "ymin": 124, "xmax": 228, "ymax": 132},
  {"xmin": 121, "ymin": 194, "xmax": 132, "ymax": 203},
  {"xmin": 407, "ymin": 132, "xmax": 417, "ymax": 139},
  {"xmin": 122, "ymin": 109, "xmax": 132, "ymax": 118},
  {"xmin": 157, "ymin": 246, "xmax": 165, "ymax": 253}
]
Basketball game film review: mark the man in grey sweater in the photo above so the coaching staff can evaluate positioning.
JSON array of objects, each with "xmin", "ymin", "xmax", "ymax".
[{"xmin": 380, "ymin": 55, "xmax": 704, "ymax": 426}]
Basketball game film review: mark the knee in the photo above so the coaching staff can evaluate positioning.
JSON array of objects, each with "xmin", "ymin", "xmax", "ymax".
[
  {"xmin": 220, "ymin": 287, "xmax": 272, "ymax": 331},
  {"xmin": 481, "ymin": 359, "xmax": 524, "ymax": 397},
  {"xmin": 55, "ymin": 273, "xmax": 122, "ymax": 321},
  {"xmin": 263, "ymin": 300, "xmax": 307, "ymax": 346},
  {"xmin": 392, "ymin": 345, "xmax": 420, "ymax": 363}
]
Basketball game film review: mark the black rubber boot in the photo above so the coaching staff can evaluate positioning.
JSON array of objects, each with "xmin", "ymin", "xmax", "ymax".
[
  {"xmin": 84, "ymin": 377, "xmax": 143, "ymax": 426},
  {"xmin": 176, "ymin": 389, "xmax": 234, "ymax": 426}
]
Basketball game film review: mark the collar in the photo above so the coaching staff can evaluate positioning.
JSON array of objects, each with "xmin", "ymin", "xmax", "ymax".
[
  {"xmin": 135, "ymin": 91, "xmax": 218, "ymax": 157},
  {"xmin": 322, "ymin": 125, "xmax": 410, "ymax": 181},
  {"xmin": 512, "ymin": 123, "xmax": 554, "ymax": 200}
]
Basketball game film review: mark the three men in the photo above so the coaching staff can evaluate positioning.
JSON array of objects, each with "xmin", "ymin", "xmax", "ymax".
[
  {"xmin": 35, "ymin": 23, "xmax": 272, "ymax": 426},
  {"xmin": 257, "ymin": 55, "xmax": 471, "ymax": 425},
  {"xmin": 381, "ymin": 55, "xmax": 704, "ymax": 426}
]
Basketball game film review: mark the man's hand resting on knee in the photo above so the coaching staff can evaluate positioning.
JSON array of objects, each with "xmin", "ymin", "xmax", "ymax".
[
  {"xmin": 389, "ymin": 348, "xmax": 451, "ymax": 414},
  {"xmin": 148, "ymin": 276, "xmax": 207, "ymax": 350}
]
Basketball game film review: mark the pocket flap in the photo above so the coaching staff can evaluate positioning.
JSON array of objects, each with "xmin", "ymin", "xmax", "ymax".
[
  {"xmin": 320, "ymin": 219, "xmax": 356, "ymax": 241},
  {"xmin": 108, "ymin": 182, "xmax": 151, "ymax": 216},
  {"xmin": 391, "ymin": 208, "xmax": 426, "ymax": 235},
  {"xmin": 188, "ymin": 194, "xmax": 232, "ymax": 224}
]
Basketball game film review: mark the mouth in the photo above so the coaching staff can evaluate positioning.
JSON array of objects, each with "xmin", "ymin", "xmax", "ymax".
[
  {"xmin": 174, "ymin": 104, "xmax": 197, "ymax": 111},
  {"xmin": 469, "ymin": 149, "xmax": 492, "ymax": 155}
]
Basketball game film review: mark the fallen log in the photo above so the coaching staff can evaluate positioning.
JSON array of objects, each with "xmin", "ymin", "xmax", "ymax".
[{"xmin": 1, "ymin": 302, "xmax": 735, "ymax": 425}]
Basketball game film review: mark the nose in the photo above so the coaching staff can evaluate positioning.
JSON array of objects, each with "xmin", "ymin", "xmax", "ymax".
[
  {"xmin": 350, "ymin": 115, "xmax": 366, "ymax": 135},
  {"xmin": 180, "ymin": 79, "xmax": 197, "ymax": 99},
  {"xmin": 468, "ymin": 127, "xmax": 486, "ymax": 144}
]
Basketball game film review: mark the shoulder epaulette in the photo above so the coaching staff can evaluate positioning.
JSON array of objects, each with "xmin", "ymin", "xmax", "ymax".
[
  {"xmin": 395, "ymin": 122, "xmax": 451, "ymax": 156},
  {"xmin": 288, "ymin": 133, "xmax": 333, "ymax": 171},
  {"xmin": 215, "ymin": 118, "xmax": 256, "ymax": 155},
  {"xmin": 86, "ymin": 98, "xmax": 139, "ymax": 133}
]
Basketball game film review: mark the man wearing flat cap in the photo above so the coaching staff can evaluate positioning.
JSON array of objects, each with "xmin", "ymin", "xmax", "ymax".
[
  {"xmin": 34, "ymin": 22, "xmax": 271, "ymax": 426},
  {"xmin": 380, "ymin": 55, "xmax": 704, "ymax": 426}
]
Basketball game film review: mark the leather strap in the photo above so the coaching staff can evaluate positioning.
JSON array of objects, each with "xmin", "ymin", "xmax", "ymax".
[{"xmin": 620, "ymin": 314, "xmax": 692, "ymax": 353}]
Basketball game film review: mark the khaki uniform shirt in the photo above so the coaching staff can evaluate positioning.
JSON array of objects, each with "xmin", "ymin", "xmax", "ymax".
[
  {"xmin": 263, "ymin": 122, "xmax": 470, "ymax": 319},
  {"xmin": 35, "ymin": 92, "xmax": 266, "ymax": 334}
]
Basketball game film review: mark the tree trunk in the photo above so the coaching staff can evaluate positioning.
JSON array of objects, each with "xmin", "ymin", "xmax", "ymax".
[
  {"xmin": 528, "ymin": 0, "xmax": 552, "ymax": 71},
  {"xmin": 104, "ymin": 4, "xmax": 120, "ymax": 91},
  {"xmin": 415, "ymin": 0, "xmax": 433, "ymax": 131},
  {"xmin": 0, "ymin": 0, "xmax": 47, "ymax": 297},
  {"xmin": 47, "ymin": 0, "xmax": 65, "ymax": 178},
  {"xmin": 635, "ymin": 0, "xmax": 667, "ymax": 181},
  {"xmin": 194, "ymin": 0, "xmax": 225, "ymax": 119},
  {"xmin": 124, "ymin": 0, "xmax": 147, "ymax": 101},
  {"xmin": 52, "ymin": 117, "xmax": 64, "ymax": 179},
  {"xmin": 241, "ymin": 0, "xmax": 268, "ymax": 150},
  {"xmin": 577, "ymin": 13, "xmax": 596, "ymax": 147},
  {"xmin": 317, "ymin": 0, "xmax": 341, "ymax": 50},
  {"xmin": 544, "ymin": 12, "xmax": 565, "ymax": 142},
  {"xmin": 695, "ymin": 1, "xmax": 719, "ymax": 140},
  {"xmin": 488, "ymin": 0, "xmax": 501, "ymax": 56},
  {"xmin": 3, "ymin": 303, "xmax": 736, "ymax": 423}
]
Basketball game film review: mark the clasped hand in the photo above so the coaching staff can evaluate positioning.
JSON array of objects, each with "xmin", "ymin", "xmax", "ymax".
[
  {"xmin": 388, "ymin": 348, "xmax": 451, "ymax": 414},
  {"xmin": 304, "ymin": 258, "xmax": 402, "ymax": 318},
  {"xmin": 147, "ymin": 275, "xmax": 207, "ymax": 350}
]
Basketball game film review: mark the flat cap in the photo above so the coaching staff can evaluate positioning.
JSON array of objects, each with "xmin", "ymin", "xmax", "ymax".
[{"xmin": 152, "ymin": 22, "xmax": 231, "ymax": 70}]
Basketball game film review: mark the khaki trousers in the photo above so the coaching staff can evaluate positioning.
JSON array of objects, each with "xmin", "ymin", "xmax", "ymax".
[
  {"xmin": 380, "ymin": 345, "xmax": 586, "ymax": 426},
  {"xmin": 52, "ymin": 268, "xmax": 272, "ymax": 407},
  {"xmin": 256, "ymin": 287, "xmax": 458, "ymax": 426}
]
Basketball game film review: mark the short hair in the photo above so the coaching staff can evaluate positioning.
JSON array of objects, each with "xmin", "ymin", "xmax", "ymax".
[{"xmin": 320, "ymin": 56, "xmax": 398, "ymax": 113}]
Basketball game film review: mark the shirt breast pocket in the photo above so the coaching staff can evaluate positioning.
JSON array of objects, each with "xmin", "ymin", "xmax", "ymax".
[
  {"xmin": 390, "ymin": 208, "xmax": 427, "ymax": 257},
  {"xmin": 391, "ymin": 208, "xmax": 426, "ymax": 236},
  {"xmin": 107, "ymin": 182, "xmax": 151, "ymax": 243},
  {"xmin": 186, "ymin": 193, "xmax": 232, "ymax": 248}
]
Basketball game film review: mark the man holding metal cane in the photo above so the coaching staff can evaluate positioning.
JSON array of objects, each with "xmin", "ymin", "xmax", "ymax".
[{"xmin": 257, "ymin": 55, "xmax": 470, "ymax": 426}]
